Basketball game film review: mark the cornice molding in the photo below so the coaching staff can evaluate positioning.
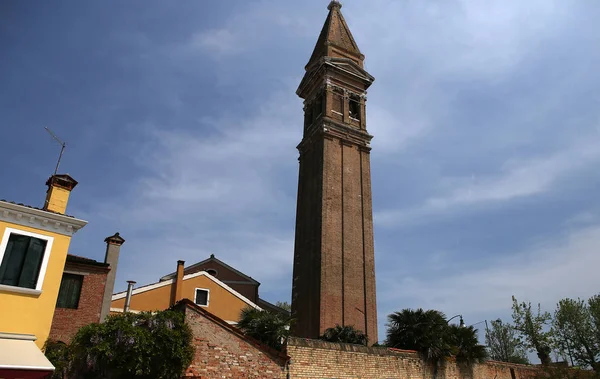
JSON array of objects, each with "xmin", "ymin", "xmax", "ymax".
[
  {"xmin": 298, "ymin": 119, "xmax": 372, "ymax": 155},
  {"xmin": 0, "ymin": 201, "xmax": 87, "ymax": 237}
]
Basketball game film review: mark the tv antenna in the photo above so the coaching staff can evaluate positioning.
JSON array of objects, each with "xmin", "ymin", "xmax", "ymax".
[{"xmin": 44, "ymin": 127, "xmax": 66, "ymax": 175}]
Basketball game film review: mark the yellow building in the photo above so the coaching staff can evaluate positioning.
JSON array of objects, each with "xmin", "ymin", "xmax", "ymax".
[
  {"xmin": 0, "ymin": 174, "xmax": 87, "ymax": 377},
  {"xmin": 111, "ymin": 260, "xmax": 261, "ymax": 324}
]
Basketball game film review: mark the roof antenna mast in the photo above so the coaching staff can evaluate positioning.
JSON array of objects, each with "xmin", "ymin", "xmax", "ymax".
[{"xmin": 44, "ymin": 127, "xmax": 67, "ymax": 175}]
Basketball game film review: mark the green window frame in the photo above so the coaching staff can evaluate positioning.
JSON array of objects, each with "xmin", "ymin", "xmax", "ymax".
[
  {"xmin": 56, "ymin": 273, "xmax": 83, "ymax": 309},
  {"xmin": 0, "ymin": 232, "xmax": 49, "ymax": 289}
]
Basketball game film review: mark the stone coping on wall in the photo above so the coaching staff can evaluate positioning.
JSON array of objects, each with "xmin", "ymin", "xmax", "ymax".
[
  {"xmin": 287, "ymin": 337, "xmax": 539, "ymax": 370},
  {"xmin": 287, "ymin": 337, "xmax": 419, "ymax": 358}
]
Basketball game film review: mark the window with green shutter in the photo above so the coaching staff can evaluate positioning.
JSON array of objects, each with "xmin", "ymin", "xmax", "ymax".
[
  {"xmin": 56, "ymin": 273, "xmax": 83, "ymax": 309},
  {"xmin": 0, "ymin": 233, "xmax": 48, "ymax": 289}
]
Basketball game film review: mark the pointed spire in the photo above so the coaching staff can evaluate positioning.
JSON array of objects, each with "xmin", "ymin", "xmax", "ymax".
[
  {"xmin": 327, "ymin": 0, "xmax": 342, "ymax": 10},
  {"xmin": 306, "ymin": 1, "xmax": 363, "ymax": 69}
]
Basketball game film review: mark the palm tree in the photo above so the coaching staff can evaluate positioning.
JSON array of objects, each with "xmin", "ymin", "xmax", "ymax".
[
  {"xmin": 447, "ymin": 325, "xmax": 488, "ymax": 364},
  {"xmin": 320, "ymin": 324, "xmax": 368, "ymax": 346},
  {"xmin": 237, "ymin": 307, "xmax": 291, "ymax": 351},
  {"xmin": 386, "ymin": 309, "xmax": 452, "ymax": 364}
]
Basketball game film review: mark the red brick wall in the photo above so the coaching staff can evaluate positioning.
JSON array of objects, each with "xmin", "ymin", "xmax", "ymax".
[
  {"xmin": 286, "ymin": 337, "xmax": 540, "ymax": 379},
  {"xmin": 48, "ymin": 264, "xmax": 108, "ymax": 343},
  {"xmin": 182, "ymin": 306, "xmax": 287, "ymax": 379}
]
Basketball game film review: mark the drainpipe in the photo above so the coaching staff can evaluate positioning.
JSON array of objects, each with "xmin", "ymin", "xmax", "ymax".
[{"xmin": 124, "ymin": 280, "xmax": 136, "ymax": 312}]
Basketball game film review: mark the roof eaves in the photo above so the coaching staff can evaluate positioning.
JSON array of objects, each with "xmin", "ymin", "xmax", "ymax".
[
  {"xmin": 0, "ymin": 199, "xmax": 75, "ymax": 218},
  {"xmin": 66, "ymin": 254, "xmax": 109, "ymax": 268},
  {"xmin": 160, "ymin": 256, "xmax": 260, "ymax": 285}
]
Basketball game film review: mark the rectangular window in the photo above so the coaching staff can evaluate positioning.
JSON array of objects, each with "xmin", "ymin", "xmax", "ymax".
[
  {"xmin": 332, "ymin": 90, "xmax": 343, "ymax": 114},
  {"xmin": 304, "ymin": 106, "xmax": 313, "ymax": 130},
  {"xmin": 349, "ymin": 94, "xmax": 361, "ymax": 120},
  {"xmin": 0, "ymin": 230, "xmax": 52, "ymax": 290},
  {"xmin": 56, "ymin": 273, "xmax": 83, "ymax": 309},
  {"xmin": 313, "ymin": 93, "xmax": 323, "ymax": 119},
  {"xmin": 195, "ymin": 288, "xmax": 209, "ymax": 307}
]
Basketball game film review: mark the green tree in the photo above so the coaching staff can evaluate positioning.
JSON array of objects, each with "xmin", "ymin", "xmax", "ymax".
[
  {"xmin": 511, "ymin": 296, "xmax": 553, "ymax": 366},
  {"xmin": 320, "ymin": 324, "xmax": 368, "ymax": 346},
  {"xmin": 554, "ymin": 297, "xmax": 599, "ymax": 371},
  {"xmin": 386, "ymin": 308, "xmax": 451, "ymax": 363},
  {"xmin": 590, "ymin": 295, "xmax": 600, "ymax": 359},
  {"xmin": 385, "ymin": 308, "xmax": 487, "ymax": 377},
  {"xmin": 237, "ymin": 307, "xmax": 290, "ymax": 351},
  {"xmin": 447, "ymin": 324, "xmax": 488, "ymax": 364},
  {"xmin": 66, "ymin": 310, "xmax": 194, "ymax": 379},
  {"xmin": 485, "ymin": 319, "xmax": 529, "ymax": 364},
  {"xmin": 44, "ymin": 340, "xmax": 70, "ymax": 379},
  {"xmin": 275, "ymin": 301, "xmax": 291, "ymax": 312}
]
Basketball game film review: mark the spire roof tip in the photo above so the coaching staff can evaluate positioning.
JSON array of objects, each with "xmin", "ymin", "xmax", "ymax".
[{"xmin": 328, "ymin": 0, "xmax": 342, "ymax": 10}]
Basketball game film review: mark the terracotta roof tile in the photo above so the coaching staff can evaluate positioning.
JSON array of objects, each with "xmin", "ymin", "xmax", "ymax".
[{"xmin": 67, "ymin": 254, "xmax": 109, "ymax": 268}]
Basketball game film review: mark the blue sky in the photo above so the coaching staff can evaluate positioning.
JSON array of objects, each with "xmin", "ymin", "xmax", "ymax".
[{"xmin": 2, "ymin": 0, "xmax": 600, "ymax": 346}]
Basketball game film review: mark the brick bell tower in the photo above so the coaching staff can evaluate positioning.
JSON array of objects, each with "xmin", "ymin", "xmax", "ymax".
[{"xmin": 291, "ymin": 0, "xmax": 378, "ymax": 343}]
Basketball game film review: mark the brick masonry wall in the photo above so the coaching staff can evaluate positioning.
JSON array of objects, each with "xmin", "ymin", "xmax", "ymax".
[
  {"xmin": 182, "ymin": 306, "xmax": 287, "ymax": 379},
  {"xmin": 286, "ymin": 337, "xmax": 540, "ymax": 379},
  {"xmin": 48, "ymin": 264, "xmax": 108, "ymax": 343}
]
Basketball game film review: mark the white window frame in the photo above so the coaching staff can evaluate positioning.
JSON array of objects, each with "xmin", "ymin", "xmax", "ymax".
[
  {"xmin": 194, "ymin": 287, "xmax": 210, "ymax": 307},
  {"xmin": 0, "ymin": 227, "xmax": 54, "ymax": 294}
]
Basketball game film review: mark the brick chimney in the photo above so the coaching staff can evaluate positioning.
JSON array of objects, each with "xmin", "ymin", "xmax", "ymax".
[
  {"xmin": 100, "ymin": 232, "xmax": 125, "ymax": 322},
  {"xmin": 171, "ymin": 260, "xmax": 185, "ymax": 306},
  {"xmin": 43, "ymin": 174, "xmax": 78, "ymax": 214}
]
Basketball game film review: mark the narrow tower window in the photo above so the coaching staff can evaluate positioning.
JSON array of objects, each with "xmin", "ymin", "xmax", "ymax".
[
  {"xmin": 349, "ymin": 94, "xmax": 361, "ymax": 120},
  {"xmin": 313, "ymin": 93, "xmax": 323, "ymax": 119},
  {"xmin": 332, "ymin": 90, "xmax": 343, "ymax": 114},
  {"xmin": 304, "ymin": 104, "xmax": 313, "ymax": 130}
]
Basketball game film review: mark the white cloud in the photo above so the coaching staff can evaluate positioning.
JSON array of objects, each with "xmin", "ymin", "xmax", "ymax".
[
  {"xmin": 377, "ymin": 223, "xmax": 600, "ymax": 323},
  {"xmin": 83, "ymin": 85, "xmax": 301, "ymax": 294},
  {"xmin": 188, "ymin": 29, "xmax": 241, "ymax": 55},
  {"xmin": 375, "ymin": 135, "xmax": 600, "ymax": 228}
]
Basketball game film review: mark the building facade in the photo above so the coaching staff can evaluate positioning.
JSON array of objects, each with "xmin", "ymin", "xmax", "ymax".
[
  {"xmin": 111, "ymin": 259, "xmax": 263, "ymax": 324},
  {"xmin": 0, "ymin": 174, "xmax": 87, "ymax": 377},
  {"xmin": 160, "ymin": 254, "xmax": 260, "ymax": 303},
  {"xmin": 48, "ymin": 233, "xmax": 124, "ymax": 343},
  {"xmin": 291, "ymin": 0, "xmax": 378, "ymax": 343}
]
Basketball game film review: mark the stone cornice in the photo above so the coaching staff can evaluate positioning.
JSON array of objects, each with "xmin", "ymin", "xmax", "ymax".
[
  {"xmin": 297, "ymin": 120, "xmax": 372, "ymax": 155},
  {"xmin": 0, "ymin": 201, "xmax": 87, "ymax": 237}
]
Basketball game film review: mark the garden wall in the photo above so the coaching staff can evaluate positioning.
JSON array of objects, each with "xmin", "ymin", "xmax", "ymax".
[
  {"xmin": 286, "ymin": 337, "xmax": 539, "ymax": 379},
  {"xmin": 177, "ymin": 300, "xmax": 288, "ymax": 379}
]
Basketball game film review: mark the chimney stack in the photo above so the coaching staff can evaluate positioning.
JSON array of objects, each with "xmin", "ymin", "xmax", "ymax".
[
  {"xmin": 124, "ymin": 280, "xmax": 136, "ymax": 312},
  {"xmin": 43, "ymin": 174, "xmax": 78, "ymax": 214},
  {"xmin": 171, "ymin": 260, "xmax": 185, "ymax": 306},
  {"xmin": 100, "ymin": 232, "xmax": 125, "ymax": 322}
]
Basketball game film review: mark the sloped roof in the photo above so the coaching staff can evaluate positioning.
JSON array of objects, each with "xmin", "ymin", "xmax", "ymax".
[
  {"xmin": 258, "ymin": 298, "xmax": 291, "ymax": 318},
  {"xmin": 66, "ymin": 254, "xmax": 109, "ymax": 268},
  {"xmin": 159, "ymin": 254, "xmax": 260, "ymax": 285},
  {"xmin": 0, "ymin": 199, "xmax": 75, "ymax": 218},
  {"xmin": 112, "ymin": 270, "xmax": 261, "ymax": 310},
  {"xmin": 306, "ymin": 1, "xmax": 362, "ymax": 68}
]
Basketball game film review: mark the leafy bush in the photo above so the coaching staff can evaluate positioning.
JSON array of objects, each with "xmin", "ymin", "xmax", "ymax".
[
  {"xmin": 237, "ymin": 307, "xmax": 291, "ymax": 351},
  {"xmin": 320, "ymin": 324, "xmax": 368, "ymax": 346},
  {"xmin": 45, "ymin": 310, "xmax": 194, "ymax": 379},
  {"xmin": 385, "ymin": 308, "xmax": 487, "ymax": 367},
  {"xmin": 44, "ymin": 340, "xmax": 69, "ymax": 379}
]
